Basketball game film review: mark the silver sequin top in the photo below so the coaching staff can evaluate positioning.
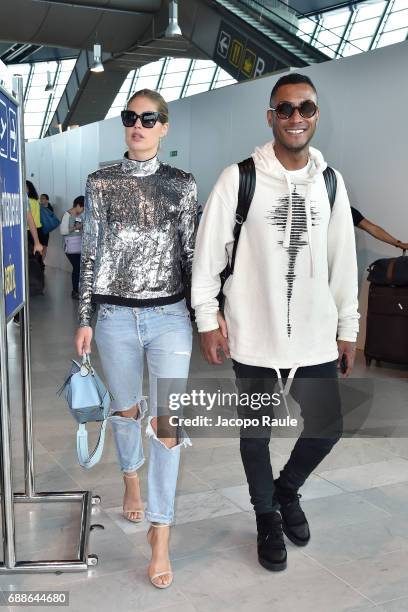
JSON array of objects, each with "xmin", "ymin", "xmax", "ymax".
[{"xmin": 78, "ymin": 155, "xmax": 197, "ymax": 327}]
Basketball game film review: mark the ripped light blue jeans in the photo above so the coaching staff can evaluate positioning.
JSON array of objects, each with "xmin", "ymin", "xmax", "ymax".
[{"xmin": 94, "ymin": 300, "xmax": 192, "ymax": 524}]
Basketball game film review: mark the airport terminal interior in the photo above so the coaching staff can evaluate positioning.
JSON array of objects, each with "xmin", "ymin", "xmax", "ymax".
[{"xmin": 1, "ymin": 0, "xmax": 408, "ymax": 610}]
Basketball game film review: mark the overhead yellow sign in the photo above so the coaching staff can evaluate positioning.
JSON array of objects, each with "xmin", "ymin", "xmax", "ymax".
[
  {"xmin": 229, "ymin": 40, "xmax": 244, "ymax": 68},
  {"xmin": 242, "ymin": 49, "xmax": 257, "ymax": 78},
  {"xmin": 215, "ymin": 22, "xmax": 275, "ymax": 81}
]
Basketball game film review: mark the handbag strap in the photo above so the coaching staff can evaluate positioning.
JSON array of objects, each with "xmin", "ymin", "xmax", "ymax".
[{"xmin": 77, "ymin": 420, "xmax": 108, "ymax": 469}]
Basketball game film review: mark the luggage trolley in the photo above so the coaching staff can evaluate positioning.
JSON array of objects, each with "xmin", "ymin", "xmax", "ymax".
[{"xmin": 0, "ymin": 77, "xmax": 100, "ymax": 574}]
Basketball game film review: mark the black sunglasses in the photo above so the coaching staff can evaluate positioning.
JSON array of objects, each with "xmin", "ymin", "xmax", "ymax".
[
  {"xmin": 121, "ymin": 110, "xmax": 165, "ymax": 128},
  {"xmin": 269, "ymin": 100, "xmax": 318, "ymax": 120}
]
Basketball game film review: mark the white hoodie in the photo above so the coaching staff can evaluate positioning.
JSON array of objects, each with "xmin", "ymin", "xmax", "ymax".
[{"xmin": 191, "ymin": 141, "xmax": 359, "ymax": 370}]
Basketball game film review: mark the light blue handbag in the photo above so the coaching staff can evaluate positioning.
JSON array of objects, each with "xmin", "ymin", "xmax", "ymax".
[{"xmin": 58, "ymin": 354, "xmax": 111, "ymax": 469}]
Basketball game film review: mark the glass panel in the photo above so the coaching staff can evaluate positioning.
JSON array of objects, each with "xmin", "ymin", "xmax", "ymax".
[
  {"xmin": 24, "ymin": 112, "xmax": 46, "ymax": 126},
  {"xmin": 342, "ymin": 43, "xmax": 361, "ymax": 57},
  {"xmin": 33, "ymin": 61, "xmax": 58, "ymax": 74},
  {"xmin": 355, "ymin": 1, "xmax": 386, "ymax": 21},
  {"xmin": 24, "ymin": 126, "xmax": 41, "ymax": 141},
  {"xmin": 217, "ymin": 68, "xmax": 234, "ymax": 81},
  {"xmin": 193, "ymin": 59, "xmax": 216, "ymax": 69},
  {"xmin": 384, "ymin": 9, "xmax": 408, "ymax": 30},
  {"xmin": 348, "ymin": 17, "xmax": 381, "ymax": 40},
  {"xmin": 188, "ymin": 66, "xmax": 217, "ymax": 85},
  {"xmin": 376, "ymin": 27, "xmax": 408, "ymax": 46},
  {"xmin": 321, "ymin": 8, "xmax": 350, "ymax": 29},
  {"xmin": 60, "ymin": 59, "xmax": 76, "ymax": 71},
  {"xmin": 297, "ymin": 17, "xmax": 317, "ymax": 36},
  {"xmin": 105, "ymin": 107, "xmax": 121, "ymax": 119},
  {"xmin": 26, "ymin": 85, "xmax": 53, "ymax": 101},
  {"xmin": 316, "ymin": 28, "xmax": 342, "ymax": 46},
  {"xmin": 321, "ymin": 46, "xmax": 337, "ymax": 58},
  {"xmin": 212, "ymin": 78, "xmax": 236, "ymax": 89},
  {"xmin": 344, "ymin": 36, "xmax": 372, "ymax": 52},
  {"xmin": 22, "ymin": 58, "xmax": 76, "ymax": 140},
  {"xmin": 138, "ymin": 59, "xmax": 165, "ymax": 77},
  {"xmin": 134, "ymin": 74, "xmax": 161, "ymax": 90},
  {"xmin": 297, "ymin": 32, "xmax": 312, "ymax": 42},
  {"xmin": 185, "ymin": 83, "xmax": 211, "ymax": 96},
  {"xmin": 25, "ymin": 98, "xmax": 50, "ymax": 114},
  {"xmin": 159, "ymin": 86, "xmax": 183, "ymax": 102},
  {"xmin": 165, "ymin": 58, "xmax": 191, "ymax": 73},
  {"xmin": 294, "ymin": 0, "xmax": 408, "ymax": 58},
  {"xmin": 392, "ymin": 0, "xmax": 408, "ymax": 10},
  {"xmin": 161, "ymin": 70, "xmax": 188, "ymax": 88}
]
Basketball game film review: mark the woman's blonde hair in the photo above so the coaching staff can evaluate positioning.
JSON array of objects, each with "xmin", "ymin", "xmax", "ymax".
[{"xmin": 127, "ymin": 89, "xmax": 169, "ymax": 123}]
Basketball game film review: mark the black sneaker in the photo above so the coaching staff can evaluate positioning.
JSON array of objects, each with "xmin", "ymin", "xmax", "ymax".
[
  {"xmin": 275, "ymin": 486, "xmax": 310, "ymax": 547},
  {"xmin": 256, "ymin": 511, "xmax": 287, "ymax": 572}
]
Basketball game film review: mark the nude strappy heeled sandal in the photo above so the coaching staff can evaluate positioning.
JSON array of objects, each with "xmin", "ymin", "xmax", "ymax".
[
  {"xmin": 122, "ymin": 472, "xmax": 144, "ymax": 523},
  {"xmin": 147, "ymin": 523, "xmax": 173, "ymax": 589}
]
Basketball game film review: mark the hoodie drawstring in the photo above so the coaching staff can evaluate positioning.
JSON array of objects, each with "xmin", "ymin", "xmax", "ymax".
[
  {"xmin": 272, "ymin": 364, "xmax": 300, "ymax": 417},
  {"xmin": 283, "ymin": 174, "xmax": 293, "ymax": 249},
  {"xmin": 304, "ymin": 183, "xmax": 314, "ymax": 278}
]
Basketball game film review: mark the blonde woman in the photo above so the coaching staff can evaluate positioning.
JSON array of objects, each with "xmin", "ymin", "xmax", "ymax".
[{"xmin": 75, "ymin": 90, "xmax": 197, "ymax": 589}]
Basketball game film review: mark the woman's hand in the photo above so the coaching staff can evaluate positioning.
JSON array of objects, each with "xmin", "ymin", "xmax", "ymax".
[
  {"xmin": 33, "ymin": 241, "xmax": 43, "ymax": 255},
  {"xmin": 75, "ymin": 326, "xmax": 93, "ymax": 357}
]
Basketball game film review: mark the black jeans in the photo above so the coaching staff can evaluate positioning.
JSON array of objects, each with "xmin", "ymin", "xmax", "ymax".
[
  {"xmin": 232, "ymin": 359, "xmax": 343, "ymax": 515},
  {"xmin": 65, "ymin": 253, "xmax": 81, "ymax": 292}
]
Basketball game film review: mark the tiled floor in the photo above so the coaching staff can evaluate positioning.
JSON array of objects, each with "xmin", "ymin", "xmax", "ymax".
[{"xmin": 1, "ymin": 267, "xmax": 408, "ymax": 612}]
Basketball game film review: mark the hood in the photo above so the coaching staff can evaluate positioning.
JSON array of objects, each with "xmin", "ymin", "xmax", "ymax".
[
  {"xmin": 252, "ymin": 141, "xmax": 327, "ymax": 179},
  {"xmin": 251, "ymin": 141, "xmax": 327, "ymax": 280}
]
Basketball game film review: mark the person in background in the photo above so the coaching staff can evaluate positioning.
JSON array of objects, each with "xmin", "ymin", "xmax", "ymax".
[
  {"xmin": 27, "ymin": 205, "xmax": 43, "ymax": 256},
  {"xmin": 26, "ymin": 180, "xmax": 43, "ymax": 254},
  {"xmin": 351, "ymin": 206, "xmax": 408, "ymax": 250},
  {"xmin": 14, "ymin": 191, "xmax": 43, "ymax": 324},
  {"xmin": 26, "ymin": 180, "xmax": 42, "ymax": 238},
  {"xmin": 60, "ymin": 196, "xmax": 84, "ymax": 299},
  {"xmin": 38, "ymin": 193, "xmax": 54, "ymax": 259}
]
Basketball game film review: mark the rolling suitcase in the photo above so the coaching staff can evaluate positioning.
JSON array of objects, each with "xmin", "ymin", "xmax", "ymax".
[
  {"xmin": 367, "ymin": 252, "xmax": 408, "ymax": 286},
  {"xmin": 364, "ymin": 284, "xmax": 408, "ymax": 366}
]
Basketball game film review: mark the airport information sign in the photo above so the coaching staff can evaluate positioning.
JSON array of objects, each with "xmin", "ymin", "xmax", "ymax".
[
  {"xmin": 214, "ymin": 21, "xmax": 277, "ymax": 81},
  {"xmin": 0, "ymin": 87, "xmax": 24, "ymax": 319}
]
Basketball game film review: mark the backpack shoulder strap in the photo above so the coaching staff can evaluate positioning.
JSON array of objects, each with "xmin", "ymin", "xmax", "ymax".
[
  {"xmin": 323, "ymin": 166, "xmax": 337, "ymax": 210},
  {"xmin": 230, "ymin": 157, "xmax": 256, "ymax": 274}
]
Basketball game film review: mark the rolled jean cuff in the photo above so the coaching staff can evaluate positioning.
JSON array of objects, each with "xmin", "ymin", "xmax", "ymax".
[
  {"xmin": 145, "ymin": 511, "xmax": 173, "ymax": 525},
  {"xmin": 120, "ymin": 457, "xmax": 146, "ymax": 473}
]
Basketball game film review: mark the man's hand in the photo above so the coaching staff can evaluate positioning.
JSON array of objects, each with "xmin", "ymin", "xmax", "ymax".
[
  {"xmin": 199, "ymin": 311, "xmax": 230, "ymax": 364},
  {"xmin": 337, "ymin": 340, "xmax": 356, "ymax": 377}
]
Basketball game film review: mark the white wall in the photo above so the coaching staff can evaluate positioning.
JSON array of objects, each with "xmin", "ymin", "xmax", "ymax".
[{"xmin": 26, "ymin": 40, "xmax": 408, "ymax": 344}]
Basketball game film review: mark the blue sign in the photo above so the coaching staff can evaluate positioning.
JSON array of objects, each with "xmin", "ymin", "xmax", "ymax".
[{"xmin": 0, "ymin": 88, "xmax": 24, "ymax": 319}]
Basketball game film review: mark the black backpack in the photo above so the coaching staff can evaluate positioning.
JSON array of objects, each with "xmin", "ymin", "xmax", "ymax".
[{"xmin": 218, "ymin": 160, "xmax": 337, "ymax": 306}]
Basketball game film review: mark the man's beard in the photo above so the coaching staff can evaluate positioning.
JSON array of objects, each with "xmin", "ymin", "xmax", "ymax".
[{"xmin": 273, "ymin": 127, "xmax": 316, "ymax": 153}]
